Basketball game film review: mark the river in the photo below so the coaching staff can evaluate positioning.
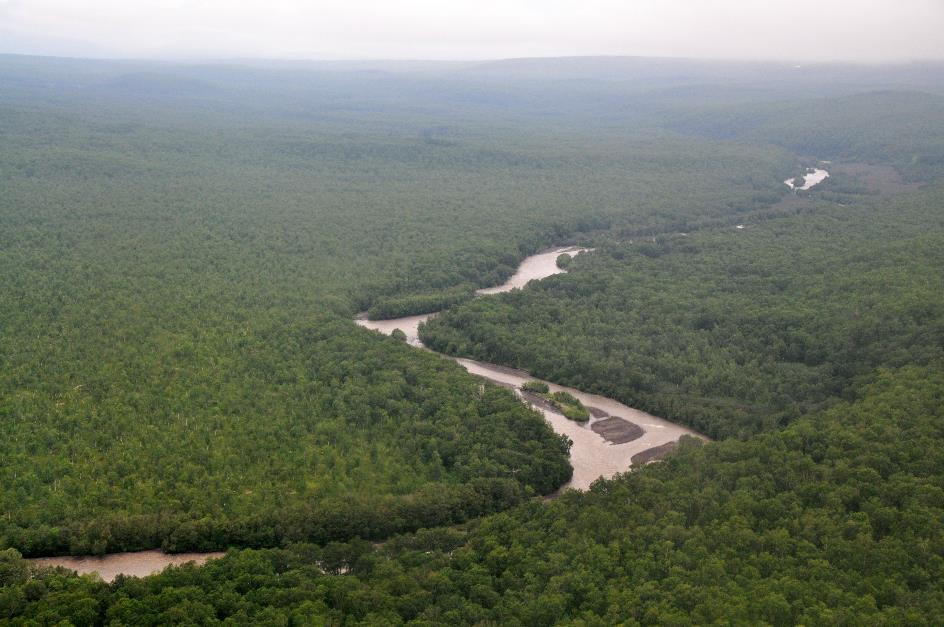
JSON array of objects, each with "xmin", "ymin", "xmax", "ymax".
[
  {"xmin": 31, "ymin": 245, "xmax": 703, "ymax": 581},
  {"xmin": 355, "ymin": 246, "xmax": 588, "ymax": 346},
  {"xmin": 357, "ymin": 245, "xmax": 703, "ymax": 489},
  {"xmin": 785, "ymin": 167, "xmax": 829, "ymax": 191},
  {"xmin": 456, "ymin": 358, "xmax": 700, "ymax": 490},
  {"xmin": 30, "ymin": 550, "xmax": 225, "ymax": 583}
]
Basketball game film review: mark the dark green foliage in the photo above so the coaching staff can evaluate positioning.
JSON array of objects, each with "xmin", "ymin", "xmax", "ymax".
[
  {"xmin": 0, "ymin": 56, "xmax": 814, "ymax": 556},
  {"xmin": 1, "ymin": 319, "xmax": 572, "ymax": 555},
  {"xmin": 368, "ymin": 285, "xmax": 475, "ymax": 320},
  {"xmin": 4, "ymin": 366, "xmax": 944, "ymax": 624},
  {"xmin": 0, "ymin": 69, "xmax": 659, "ymax": 556}
]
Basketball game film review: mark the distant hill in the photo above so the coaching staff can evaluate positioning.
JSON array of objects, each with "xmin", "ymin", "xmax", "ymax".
[
  {"xmin": 99, "ymin": 71, "xmax": 220, "ymax": 96},
  {"xmin": 458, "ymin": 56, "xmax": 944, "ymax": 95}
]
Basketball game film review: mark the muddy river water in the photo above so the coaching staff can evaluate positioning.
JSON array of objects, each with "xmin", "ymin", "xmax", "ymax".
[
  {"xmin": 30, "ymin": 551, "xmax": 225, "ymax": 583},
  {"xmin": 785, "ymin": 167, "xmax": 829, "ymax": 191},
  {"xmin": 31, "ymin": 246, "xmax": 703, "ymax": 581}
]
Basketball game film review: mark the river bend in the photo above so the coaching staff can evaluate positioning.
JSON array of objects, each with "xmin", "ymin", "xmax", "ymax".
[
  {"xmin": 357, "ymin": 245, "xmax": 703, "ymax": 489},
  {"xmin": 31, "ymin": 245, "xmax": 703, "ymax": 581}
]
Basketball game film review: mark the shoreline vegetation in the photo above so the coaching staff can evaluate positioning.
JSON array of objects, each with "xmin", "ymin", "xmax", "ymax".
[
  {"xmin": 366, "ymin": 284, "xmax": 476, "ymax": 320},
  {"xmin": 10, "ymin": 366, "xmax": 944, "ymax": 624},
  {"xmin": 521, "ymin": 381, "xmax": 590, "ymax": 422}
]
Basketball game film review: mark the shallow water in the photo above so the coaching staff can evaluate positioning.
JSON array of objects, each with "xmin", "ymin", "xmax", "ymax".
[
  {"xmin": 457, "ymin": 359, "xmax": 702, "ymax": 489},
  {"xmin": 476, "ymin": 246, "xmax": 587, "ymax": 295},
  {"xmin": 30, "ymin": 550, "xmax": 224, "ymax": 582},
  {"xmin": 785, "ymin": 168, "xmax": 829, "ymax": 191},
  {"xmin": 355, "ymin": 311, "xmax": 431, "ymax": 347}
]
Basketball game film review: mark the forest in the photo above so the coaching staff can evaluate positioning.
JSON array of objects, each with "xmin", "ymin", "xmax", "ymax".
[
  {"xmin": 3, "ymin": 366, "xmax": 942, "ymax": 624},
  {"xmin": 1, "ymin": 54, "xmax": 944, "ymax": 623},
  {"xmin": 421, "ymin": 178, "xmax": 944, "ymax": 438},
  {"xmin": 0, "ymin": 55, "xmax": 807, "ymax": 555}
]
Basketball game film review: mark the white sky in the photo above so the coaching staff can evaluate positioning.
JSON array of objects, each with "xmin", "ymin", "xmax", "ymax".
[{"xmin": 1, "ymin": 0, "xmax": 942, "ymax": 62}]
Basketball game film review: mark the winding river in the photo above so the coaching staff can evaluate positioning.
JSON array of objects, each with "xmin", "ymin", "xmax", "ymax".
[
  {"xmin": 356, "ymin": 245, "xmax": 703, "ymax": 489},
  {"xmin": 355, "ymin": 247, "xmax": 590, "ymax": 346},
  {"xmin": 30, "ymin": 246, "xmax": 703, "ymax": 581}
]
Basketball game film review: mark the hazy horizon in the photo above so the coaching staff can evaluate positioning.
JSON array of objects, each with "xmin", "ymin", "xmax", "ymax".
[
  {"xmin": 4, "ymin": 51, "xmax": 944, "ymax": 69},
  {"xmin": 1, "ymin": 0, "xmax": 942, "ymax": 64}
]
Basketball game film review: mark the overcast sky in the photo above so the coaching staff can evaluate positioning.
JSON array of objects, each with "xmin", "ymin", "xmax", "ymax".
[{"xmin": 1, "ymin": 0, "xmax": 942, "ymax": 62}]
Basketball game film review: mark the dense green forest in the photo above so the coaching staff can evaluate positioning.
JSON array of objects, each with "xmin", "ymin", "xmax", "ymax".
[
  {"xmin": 366, "ymin": 285, "xmax": 476, "ymax": 321},
  {"xmin": 421, "ymin": 179, "xmax": 944, "ymax": 438},
  {"xmin": 663, "ymin": 91, "xmax": 944, "ymax": 180},
  {"xmin": 3, "ymin": 365, "xmax": 942, "ymax": 624},
  {"xmin": 0, "ymin": 55, "xmax": 806, "ymax": 555},
  {"xmin": 2, "ymin": 55, "xmax": 944, "ymax": 623}
]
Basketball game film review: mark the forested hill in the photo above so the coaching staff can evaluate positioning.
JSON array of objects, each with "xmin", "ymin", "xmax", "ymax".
[
  {"xmin": 2, "ymin": 55, "xmax": 944, "ymax": 623},
  {"xmin": 662, "ymin": 91, "xmax": 944, "ymax": 180}
]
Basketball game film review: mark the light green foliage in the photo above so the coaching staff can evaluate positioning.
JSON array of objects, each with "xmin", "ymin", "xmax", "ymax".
[
  {"xmin": 521, "ymin": 383, "xmax": 589, "ymax": 421},
  {"xmin": 520, "ymin": 380, "xmax": 549, "ymax": 394},
  {"xmin": 551, "ymin": 391, "xmax": 590, "ymax": 422}
]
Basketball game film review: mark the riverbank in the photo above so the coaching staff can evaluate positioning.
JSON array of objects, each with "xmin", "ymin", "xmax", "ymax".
[{"xmin": 457, "ymin": 357, "xmax": 701, "ymax": 489}]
